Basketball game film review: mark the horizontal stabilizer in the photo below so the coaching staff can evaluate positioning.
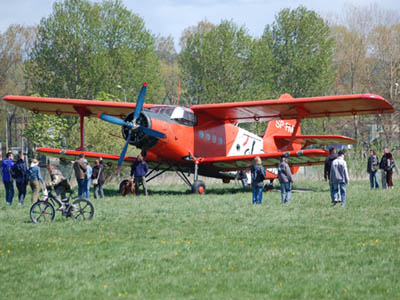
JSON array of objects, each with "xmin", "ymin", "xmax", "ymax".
[{"xmin": 273, "ymin": 135, "xmax": 356, "ymax": 149}]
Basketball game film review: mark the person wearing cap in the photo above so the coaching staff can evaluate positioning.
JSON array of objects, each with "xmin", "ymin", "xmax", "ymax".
[
  {"xmin": 250, "ymin": 156, "xmax": 266, "ymax": 204},
  {"xmin": 329, "ymin": 150, "xmax": 349, "ymax": 206},
  {"xmin": 73, "ymin": 153, "xmax": 87, "ymax": 198},
  {"xmin": 278, "ymin": 153, "xmax": 293, "ymax": 204},
  {"xmin": 27, "ymin": 159, "xmax": 45, "ymax": 203}
]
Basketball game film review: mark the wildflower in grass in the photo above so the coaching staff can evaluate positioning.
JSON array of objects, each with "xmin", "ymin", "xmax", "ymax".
[
  {"xmin": 88, "ymin": 241, "xmax": 91, "ymax": 245},
  {"xmin": 292, "ymin": 252, "xmax": 296, "ymax": 256},
  {"xmin": 161, "ymin": 240, "xmax": 167, "ymax": 244},
  {"xmin": 118, "ymin": 292, "xmax": 123, "ymax": 296},
  {"xmin": 344, "ymin": 288, "xmax": 348, "ymax": 292},
  {"xmin": 36, "ymin": 243, "xmax": 40, "ymax": 247},
  {"xmin": 147, "ymin": 229, "xmax": 151, "ymax": 233},
  {"xmin": 280, "ymin": 282, "xmax": 283, "ymax": 286},
  {"xmin": 375, "ymin": 239, "xmax": 379, "ymax": 244},
  {"xmin": 325, "ymin": 278, "xmax": 328, "ymax": 281},
  {"xmin": 7, "ymin": 249, "xmax": 11, "ymax": 254},
  {"xmin": 104, "ymin": 284, "xmax": 107, "ymax": 289}
]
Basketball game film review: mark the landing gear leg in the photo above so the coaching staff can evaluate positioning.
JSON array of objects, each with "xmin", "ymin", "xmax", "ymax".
[{"xmin": 191, "ymin": 160, "xmax": 206, "ymax": 194}]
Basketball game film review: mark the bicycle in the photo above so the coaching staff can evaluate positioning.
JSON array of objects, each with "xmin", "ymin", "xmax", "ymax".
[{"xmin": 30, "ymin": 188, "xmax": 94, "ymax": 223}]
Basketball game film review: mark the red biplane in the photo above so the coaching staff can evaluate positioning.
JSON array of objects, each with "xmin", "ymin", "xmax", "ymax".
[{"xmin": 3, "ymin": 83, "xmax": 394, "ymax": 193}]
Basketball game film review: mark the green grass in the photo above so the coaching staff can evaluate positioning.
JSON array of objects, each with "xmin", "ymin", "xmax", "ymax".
[{"xmin": 0, "ymin": 181, "xmax": 399, "ymax": 299}]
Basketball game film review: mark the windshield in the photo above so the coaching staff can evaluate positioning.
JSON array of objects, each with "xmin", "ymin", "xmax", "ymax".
[{"xmin": 151, "ymin": 106, "xmax": 197, "ymax": 126}]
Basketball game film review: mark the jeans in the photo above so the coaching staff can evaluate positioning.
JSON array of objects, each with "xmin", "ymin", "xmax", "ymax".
[
  {"xmin": 332, "ymin": 183, "xmax": 346, "ymax": 206},
  {"xmin": 77, "ymin": 179, "xmax": 86, "ymax": 198},
  {"xmin": 369, "ymin": 171, "xmax": 379, "ymax": 189},
  {"xmin": 83, "ymin": 179, "xmax": 91, "ymax": 199},
  {"xmin": 3, "ymin": 181, "xmax": 14, "ymax": 204},
  {"xmin": 280, "ymin": 182, "xmax": 292, "ymax": 204},
  {"xmin": 329, "ymin": 183, "xmax": 335, "ymax": 203},
  {"xmin": 134, "ymin": 176, "xmax": 148, "ymax": 196},
  {"xmin": 94, "ymin": 183, "xmax": 104, "ymax": 199},
  {"xmin": 381, "ymin": 170, "xmax": 387, "ymax": 189},
  {"xmin": 16, "ymin": 181, "xmax": 27, "ymax": 204},
  {"xmin": 252, "ymin": 185, "xmax": 263, "ymax": 204}
]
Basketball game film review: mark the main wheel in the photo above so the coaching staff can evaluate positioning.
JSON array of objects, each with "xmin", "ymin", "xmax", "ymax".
[
  {"xmin": 192, "ymin": 180, "xmax": 206, "ymax": 194},
  {"xmin": 69, "ymin": 199, "xmax": 94, "ymax": 221},
  {"xmin": 30, "ymin": 201, "xmax": 55, "ymax": 223}
]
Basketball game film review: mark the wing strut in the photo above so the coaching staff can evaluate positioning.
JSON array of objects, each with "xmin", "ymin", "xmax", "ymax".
[{"xmin": 73, "ymin": 106, "xmax": 91, "ymax": 151}]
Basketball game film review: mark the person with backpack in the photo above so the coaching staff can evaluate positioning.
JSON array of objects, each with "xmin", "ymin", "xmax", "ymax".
[
  {"xmin": 385, "ymin": 152, "xmax": 395, "ymax": 189},
  {"xmin": 11, "ymin": 151, "xmax": 28, "ymax": 205},
  {"xmin": 250, "ymin": 156, "xmax": 266, "ymax": 205},
  {"xmin": 367, "ymin": 149, "xmax": 379, "ymax": 189},
  {"xmin": 1, "ymin": 152, "xmax": 14, "ymax": 205},
  {"xmin": 379, "ymin": 147, "xmax": 391, "ymax": 189}
]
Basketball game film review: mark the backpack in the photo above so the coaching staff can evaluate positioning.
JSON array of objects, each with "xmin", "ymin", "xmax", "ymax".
[{"xmin": 385, "ymin": 159, "xmax": 395, "ymax": 171}]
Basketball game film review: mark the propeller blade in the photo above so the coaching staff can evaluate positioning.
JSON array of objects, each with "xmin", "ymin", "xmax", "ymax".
[
  {"xmin": 117, "ymin": 131, "xmax": 131, "ymax": 168},
  {"xmin": 138, "ymin": 126, "xmax": 166, "ymax": 139},
  {"xmin": 133, "ymin": 83, "xmax": 147, "ymax": 122},
  {"xmin": 98, "ymin": 114, "xmax": 126, "ymax": 127}
]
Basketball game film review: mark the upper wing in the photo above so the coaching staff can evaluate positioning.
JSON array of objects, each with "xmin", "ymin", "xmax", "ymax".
[
  {"xmin": 191, "ymin": 94, "xmax": 394, "ymax": 123},
  {"xmin": 201, "ymin": 149, "xmax": 328, "ymax": 171},
  {"xmin": 3, "ymin": 95, "xmax": 155, "ymax": 118}
]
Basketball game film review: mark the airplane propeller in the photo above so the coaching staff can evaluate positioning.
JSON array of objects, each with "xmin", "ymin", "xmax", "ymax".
[{"xmin": 97, "ymin": 83, "xmax": 165, "ymax": 168}]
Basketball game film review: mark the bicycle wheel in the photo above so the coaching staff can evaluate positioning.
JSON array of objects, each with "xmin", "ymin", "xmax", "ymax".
[
  {"xmin": 30, "ymin": 201, "xmax": 55, "ymax": 223},
  {"xmin": 68, "ymin": 199, "xmax": 94, "ymax": 221}
]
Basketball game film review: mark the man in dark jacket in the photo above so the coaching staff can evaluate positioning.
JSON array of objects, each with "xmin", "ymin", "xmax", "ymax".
[
  {"xmin": 92, "ymin": 158, "xmax": 105, "ymax": 199},
  {"xmin": 11, "ymin": 151, "xmax": 28, "ymax": 205},
  {"xmin": 379, "ymin": 147, "xmax": 390, "ymax": 189},
  {"xmin": 130, "ymin": 154, "xmax": 148, "ymax": 196},
  {"xmin": 324, "ymin": 147, "xmax": 338, "ymax": 204},
  {"xmin": 278, "ymin": 153, "xmax": 293, "ymax": 204},
  {"xmin": 1, "ymin": 152, "xmax": 14, "ymax": 205}
]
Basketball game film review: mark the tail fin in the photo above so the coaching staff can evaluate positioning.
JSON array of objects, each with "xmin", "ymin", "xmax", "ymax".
[{"xmin": 263, "ymin": 119, "xmax": 301, "ymax": 153}]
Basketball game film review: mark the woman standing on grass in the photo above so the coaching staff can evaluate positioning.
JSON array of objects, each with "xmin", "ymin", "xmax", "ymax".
[
  {"xmin": 28, "ymin": 159, "xmax": 45, "ymax": 203},
  {"xmin": 385, "ymin": 152, "xmax": 395, "ymax": 189},
  {"xmin": 250, "ymin": 156, "xmax": 266, "ymax": 205},
  {"xmin": 367, "ymin": 150, "xmax": 379, "ymax": 189}
]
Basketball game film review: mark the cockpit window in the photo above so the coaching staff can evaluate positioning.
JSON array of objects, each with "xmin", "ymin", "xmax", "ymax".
[{"xmin": 150, "ymin": 106, "xmax": 197, "ymax": 126}]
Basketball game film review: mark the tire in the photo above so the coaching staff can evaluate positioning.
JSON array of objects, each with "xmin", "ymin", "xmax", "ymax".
[
  {"xmin": 30, "ymin": 201, "xmax": 55, "ymax": 223},
  {"xmin": 69, "ymin": 199, "xmax": 94, "ymax": 221},
  {"xmin": 192, "ymin": 180, "xmax": 206, "ymax": 194},
  {"xmin": 119, "ymin": 180, "xmax": 129, "ymax": 193}
]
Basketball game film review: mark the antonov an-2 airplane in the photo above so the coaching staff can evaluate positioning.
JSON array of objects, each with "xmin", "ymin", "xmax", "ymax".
[{"xmin": 3, "ymin": 83, "xmax": 394, "ymax": 194}]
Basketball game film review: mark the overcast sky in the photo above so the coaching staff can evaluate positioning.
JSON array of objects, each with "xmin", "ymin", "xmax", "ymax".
[{"xmin": 1, "ymin": 0, "xmax": 398, "ymax": 49}]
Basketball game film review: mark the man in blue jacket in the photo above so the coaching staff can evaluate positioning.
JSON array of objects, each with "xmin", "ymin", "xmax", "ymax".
[
  {"xmin": 12, "ymin": 151, "xmax": 28, "ymax": 205},
  {"xmin": 1, "ymin": 152, "xmax": 15, "ymax": 205},
  {"xmin": 130, "ymin": 154, "xmax": 148, "ymax": 196}
]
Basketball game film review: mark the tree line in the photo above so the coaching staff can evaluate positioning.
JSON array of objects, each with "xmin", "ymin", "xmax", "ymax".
[{"xmin": 0, "ymin": 0, "xmax": 399, "ymax": 158}]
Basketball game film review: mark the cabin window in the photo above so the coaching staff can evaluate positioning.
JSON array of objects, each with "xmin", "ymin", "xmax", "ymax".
[
  {"xmin": 199, "ymin": 130, "xmax": 204, "ymax": 139},
  {"xmin": 206, "ymin": 133, "xmax": 211, "ymax": 141},
  {"xmin": 218, "ymin": 137, "xmax": 223, "ymax": 145},
  {"xmin": 212, "ymin": 135, "xmax": 217, "ymax": 143}
]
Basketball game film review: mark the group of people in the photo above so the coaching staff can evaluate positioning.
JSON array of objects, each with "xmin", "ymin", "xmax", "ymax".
[
  {"xmin": 250, "ymin": 153, "xmax": 293, "ymax": 205},
  {"xmin": 367, "ymin": 147, "xmax": 395, "ymax": 189},
  {"xmin": 72, "ymin": 153, "xmax": 106, "ymax": 199},
  {"xmin": 1, "ymin": 152, "xmax": 107, "ymax": 206}
]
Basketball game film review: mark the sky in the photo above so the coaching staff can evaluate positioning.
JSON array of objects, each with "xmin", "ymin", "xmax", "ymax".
[{"xmin": 1, "ymin": 0, "xmax": 399, "ymax": 49}]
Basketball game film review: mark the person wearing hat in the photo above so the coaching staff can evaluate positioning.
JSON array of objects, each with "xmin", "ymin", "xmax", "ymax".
[
  {"xmin": 27, "ymin": 159, "xmax": 45, "ymax": 203},
  {"xmin": 329, "ymin": 150, "xmax": 349, "ymax": 206},
  {"xmin": 278, "ymin": 153, "xmax": 293, "ymax": 204},
  {"xmin": 250, "ymin": 156, "xmax": 266, "ymax": 204}
]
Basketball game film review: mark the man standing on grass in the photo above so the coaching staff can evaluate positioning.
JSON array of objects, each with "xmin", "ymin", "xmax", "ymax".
[
  {"xmin": 278, "ymin": 153, "xmax": 293, "ymax": 204},
  {"xmin": 12, "ymin": 151, "xmax": 28, "ymax": 205},
  {"xmin": 1, "ymin": 152, "xmax": 15, "ymax": 205},
  {"xmin": 324, "ymin": 147, "xmax": 338, "ymax": 204},
  {"xmin": 130, "ymin": 154, "xmax": 148, "ymax": 196},
  {"xmin": 330, "ymin": 150, "xmax": 349, "ymax": 207},
  {"xmin": 73, "ymin": 153, "xmax": 87, "ymax": 198}
]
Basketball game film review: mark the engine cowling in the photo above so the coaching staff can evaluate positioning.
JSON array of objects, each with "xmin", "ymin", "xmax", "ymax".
[{"xmin": 121, "ymin": 111, "xmax": 159, "ymax": 149}]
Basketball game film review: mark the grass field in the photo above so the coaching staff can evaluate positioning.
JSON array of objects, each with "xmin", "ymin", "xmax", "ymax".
[{"xmin": 0, "ymin": 180, "xmax": 399, "ymax": 299}]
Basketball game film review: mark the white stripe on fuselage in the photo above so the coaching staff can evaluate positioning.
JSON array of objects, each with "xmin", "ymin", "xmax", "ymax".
[{"xmin": 227, "ymin": 127, "xmax": 264, "ymax": 157}]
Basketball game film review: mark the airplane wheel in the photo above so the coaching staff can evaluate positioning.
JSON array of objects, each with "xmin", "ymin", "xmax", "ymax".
[
  {"xmin": 119, "ymin": 180, "xmax": 129, "ymax": 194},
  {"xmin": 265, "ymin": 184, "xmax": 274, "ymax": 192},
  {"xmin": 192, "ymin": 180, "xmax": 206, "ymax": 194}
]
